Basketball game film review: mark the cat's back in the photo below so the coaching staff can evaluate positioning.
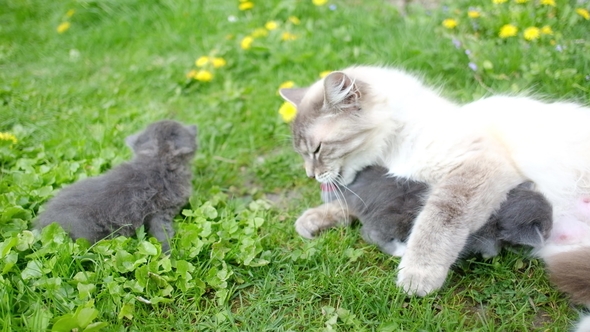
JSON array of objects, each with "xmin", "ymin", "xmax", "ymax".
[{"xmin": 345, "ymin": 166, "xmax": 427, "ymax": 217}]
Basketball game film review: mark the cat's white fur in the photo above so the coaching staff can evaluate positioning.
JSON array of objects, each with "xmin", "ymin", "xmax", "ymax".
[{"xmin": 281, "ymin": 66, "xmax": 590, "ymax": 331}]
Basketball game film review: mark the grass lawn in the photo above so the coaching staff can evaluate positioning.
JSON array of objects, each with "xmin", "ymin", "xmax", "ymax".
[{"xmin": 1, "ymin": 0, "xmax": 589, "ymax": 330}]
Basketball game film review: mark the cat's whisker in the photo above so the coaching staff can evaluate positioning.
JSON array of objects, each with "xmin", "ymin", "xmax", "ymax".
[
  {"xmin": 331, "ymin": 178, "xmax": 351, "ymax": 225},
  {"xmin": 334, "ymin": 175, "xmax": 367, "ymax": 209}
]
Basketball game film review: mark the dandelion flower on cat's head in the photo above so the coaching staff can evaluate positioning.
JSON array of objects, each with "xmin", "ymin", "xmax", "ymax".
[
  {"xmin": 279, "ymin": 102, "xmax": 297, "ymax": 123},
  {"xmin": 279, "ymin": 81, "xmax": 295, "ymax": 89},
  {"xmin": 499, "ymin": 24, "xmax": 518, "ymax": 38},
  {"xmin": 240, "ymin": 36, "xmax": 254, "ymax": 50},
  {"xmin": 523, "ymin": 27, "xmax": 540, "ymax": 41},
  {"xmin": 492, "ymin": 0, "xmax": 507, "ymax": 3},
  {"xmin": 57, "ymin": 22, "xmax": 71, "ymax": 33},
  {"xmin": 194, "ymin": 70, "xmax": 213, "ymax": 82},
  {"xmin": 238, "ymin": 1, "xmax": 254, "ymax": 10},
  {"xmin": 265, "ymin": 21, "xmax": 278, "ymax": 30},
  {"xmin": 0, "ymin": 132, "xmax": 17, "ymax": 144},
  {"xmin": 313, "ymin": 0, "xmax": 328, "ymax": 6},
  {"xmin": 281, "ymin": 32, "xmax": 297, "ymax": 41},
  {"xmin": 540, "ymin": 0, "xmax": 555, "ymax": 6},
  {"xmin": 442, "ymin": 19, "xmax": 458, "ymax": 29},
  {"xmin": 319, "ymin": 70, "xmax": 332, "ymax": 78},
  {"xmin": 576, "ymin": 8, "xmax": 590, "ymax": 20}
]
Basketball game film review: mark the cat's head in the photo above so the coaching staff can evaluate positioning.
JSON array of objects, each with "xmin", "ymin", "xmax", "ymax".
[
  {"xmin": 125, "ymin": 120, "xmax": 198, "ymax": 161},
  {"xmin": 280, "ymin": 70, "xmax": 386, "ymax": 185}
]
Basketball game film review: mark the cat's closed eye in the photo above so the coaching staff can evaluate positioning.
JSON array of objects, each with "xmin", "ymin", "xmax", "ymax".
[{"xmin": 312, "ymin": 143, "xmax": 322, "ymax": 156}]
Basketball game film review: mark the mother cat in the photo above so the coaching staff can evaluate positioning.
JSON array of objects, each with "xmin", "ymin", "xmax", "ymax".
[{"xmin": 279, "ymin": 66, "xmax": 590, "ymax": 306}]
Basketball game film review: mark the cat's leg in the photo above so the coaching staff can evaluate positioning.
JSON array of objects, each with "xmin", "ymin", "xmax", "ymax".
[
  {"xmin": 295, "ymin": 201, "xmax": 354, "ymax": 239},
  {"xmin": 145, "ymin": 212, "xmax": 175, "ymax": 253},
  {"xmin": 396, "ymin": 157, "xmax": 521, "ymax": 296}
]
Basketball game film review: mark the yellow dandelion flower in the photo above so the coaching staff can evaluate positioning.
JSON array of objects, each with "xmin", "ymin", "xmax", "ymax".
[
  {"xmin": 57, "ymin": 22, "xmax": 71, "ymax": 34},
  {"xmin": 319, "ymin": 70, "xmax": 332, "ymax": 78},
  {"xmin": 279, "ymin": 81, "xmax": 295, "ymax": 90},
  {"xmin": 265, "ymin": 21, "xmax": 278, "ymax": 30},
  {"xmin": 251, "ymin": 28, "xmax": 268, "ymax": 38},
  {"xmin": 186, "ymin": 69, "xmax": 198, "ymax": 79},
  {"xmin": 279, "ymin": 102, "xmax": 297, "ymax": 122},
  {"xmin": 241, "ymin": 36, "xmax": 254, "ymax": 50},
  {"xmin": 212, "ymin": 57, "xmax": 226, "ymax": 68},
  {"xmin": 541, "ymin": 25, "xmax": 553, "ymax": 35},
  {"xmin": 289, "ymin": 16, "xmax": 301, "ymax": 25},
  {"xmin": 194, "ymin": 70, "xmax": 213, "ymax": 82},
  {"xmin": 66, "ymin": 9, "xmax": 75, "ymax": 17},
  {"xmin": 0, "ymin": 132, "xmax": 17, "ymax": 144},
  {"xmin": 523, "ymin": 27, "xmax": 540, "ymax": 41},
  {"xmin": 442, "ymin": 18, "xmax": 458, "ymax": 29},
  {"xmin": 492, "ymin": 0, "xmax": 507, "ymax": 3},
  {"xmin": 239, "ymin": 1, "xmax": 254, "ymax": 10},
  {"xmin": 195, "ymin": 56, "xmax": 209, "ymax": 67},
  {"xmin": 281, "ymin": 32, "xmax": 297, "ymax": 41},
  {"xmin": 576, "ymin": 8, "xmax": 590, "ymax": 20},
  {"xmin": 540, "ymin": 0, "xmax": 555, "ymax": 6},
  {"xmin": 515, "ymin": 0, "xmax": 528, "ymax": 3},
  {"xmin": 313, "ymin": 0, "xmax": 328, "ymax": 5},
  {"xmin": 499, "ymin": 24, "xmax": 518, "ymax": 38},
  {"xmin": 468, "ymin": 10, "xmax": 480, "ymax": 18}
]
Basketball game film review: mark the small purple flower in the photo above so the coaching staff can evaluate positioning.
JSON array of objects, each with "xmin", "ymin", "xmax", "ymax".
[
  {"xmin": 468, "ymin": 62, "xmax": 478, "ymax": 71},
  {"xmin": 452, "ymin": 38, "xmax": 461, "ymax": 49},
  {"xmin": 465, "ymin": 49, "xmax": 472, "ymax": 55},
  {"xmin": 329, "ymin": 4, "xmax": 337, "ymax": 10},
  {"xmin": 556, "ymin": 45, "xmax": 563, "ymax": 52}
]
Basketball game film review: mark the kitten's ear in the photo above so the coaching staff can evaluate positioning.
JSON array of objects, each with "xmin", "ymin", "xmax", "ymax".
[
  {"xmin": 125, "ymin": 133, "xmax": 158, "ymax": 157},
  {"xmin": 125, "ymin": 133, "xmax": 140, "ymax": 149},
  {"xmin": 279, "ymin": 88, "xmax": 308, "ymax": 107},
  {"xmin": 323, "ymin": 71, "xmax": 362, "ymax": 112},
  {"xmin": 185, "ymin": 125, "xmax": 198, "ymax": 136}
]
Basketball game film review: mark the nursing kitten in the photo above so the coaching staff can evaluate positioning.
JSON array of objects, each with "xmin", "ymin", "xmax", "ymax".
[
  {"xmin": 35, "ymin": 120, "xmax": 197, "ymax": 252},
  {"xmin": 305, "ymin": 165, "xmax": 552, "ymax": 258},
  {"xmin": 280, "ymin": 66, "xmax": 590, "ymax": 327}
]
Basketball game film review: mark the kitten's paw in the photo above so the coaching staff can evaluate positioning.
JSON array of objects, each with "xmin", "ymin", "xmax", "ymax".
[
  {"xmin": 396, "ymin": 259, "xmax": 447, "ymax": 296},
  {"xmin": 295, "ymin": 207, "xmax": 338, "ymax": 239}
]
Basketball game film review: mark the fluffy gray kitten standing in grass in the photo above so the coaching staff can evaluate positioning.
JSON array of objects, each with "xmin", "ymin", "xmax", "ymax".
[
  {"xmin": 35, "ymin": 120, "xmax": 197, "ymax": 252},
  {"xmin": 303, "ymin": 165, "xmax": 552, "ymax": 257}
]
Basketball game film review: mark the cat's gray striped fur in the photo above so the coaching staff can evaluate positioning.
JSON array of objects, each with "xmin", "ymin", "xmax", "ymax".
[{"xmin": 308, "ymin": 165, "xmax": 553, "ymax": 258}]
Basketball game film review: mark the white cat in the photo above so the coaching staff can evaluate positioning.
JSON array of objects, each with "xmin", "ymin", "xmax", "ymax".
[{"xmin": 280, "ymin": 66, "xmax": 590, "ymax": 331}]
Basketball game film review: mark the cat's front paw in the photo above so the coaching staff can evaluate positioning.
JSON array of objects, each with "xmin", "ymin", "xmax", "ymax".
[
  {"xmin": 294, "ymin": 206, "xmax": 340, "ymax": 239},
  {"xmin": 396, "ymin": 258, "xmax": 447, "ymax": 296}
]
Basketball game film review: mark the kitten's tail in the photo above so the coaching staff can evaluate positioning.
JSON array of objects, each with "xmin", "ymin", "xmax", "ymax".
[{"xmin": 545, "ymin": 246, "xmax": 590, "ymax": 332}]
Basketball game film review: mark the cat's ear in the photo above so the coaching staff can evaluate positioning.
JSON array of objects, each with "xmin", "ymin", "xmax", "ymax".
[
  {"xmin": 185, "ymin": 125, "xmax": 198, "ymax": 136},
  {"xmin": 125, "ymin": 133, "xmax": 158, "ymax": 157},
  {"xmin": 323, "ymin": 71, "xmax": 362, "ymax": 112},
  {"xmin": 279, "ymin": 88, "xmax": 308, "ymax": 107}
]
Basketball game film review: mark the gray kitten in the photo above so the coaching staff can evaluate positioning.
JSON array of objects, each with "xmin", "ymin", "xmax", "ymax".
[
  {"xmin": 35, "ymin": 120, "xmax": 197, "ymax": 252},
  {"xmin": 318, "ymin": 165, "xmax": 553, "ymax": 257}
]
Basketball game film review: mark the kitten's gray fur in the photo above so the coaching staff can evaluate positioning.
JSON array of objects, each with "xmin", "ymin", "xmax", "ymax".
[
  {"xmin": 321, "ymin": 166, "xmax": 553, "ymax": 257},
  {"xmin": 35, "ymin": 120, "xmax": 197, "ymax": 252}
]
